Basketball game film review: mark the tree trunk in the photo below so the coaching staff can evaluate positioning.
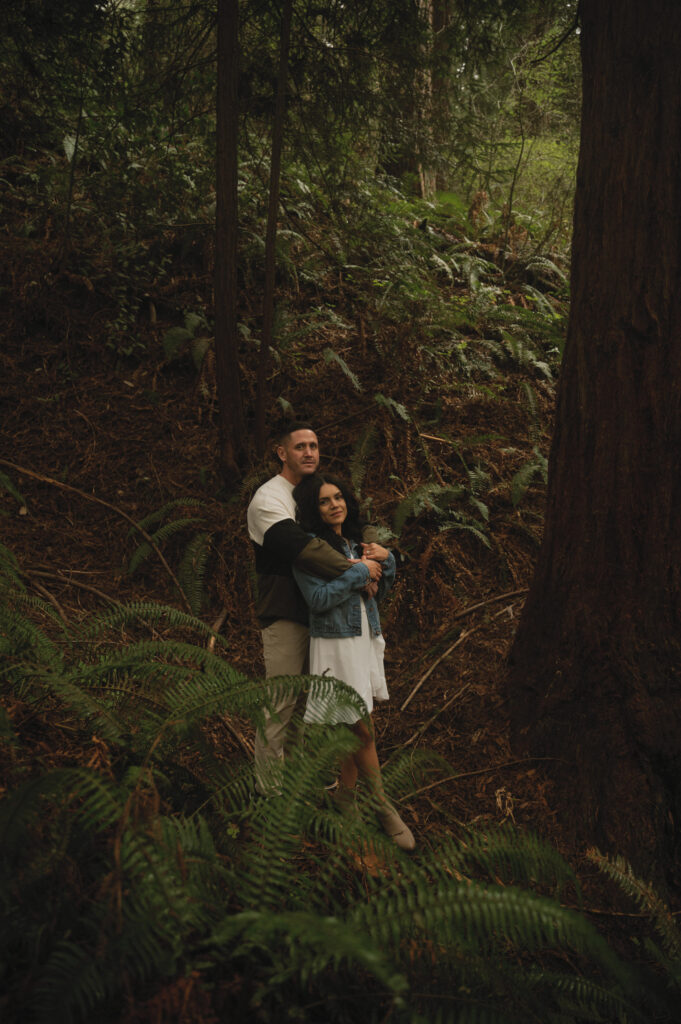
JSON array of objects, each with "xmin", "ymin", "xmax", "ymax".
[
  {"xmin": 507, "ymin": 0, "xmax": 681, "ymax": 882},
  {"xmin": 254, "ymin": 0, "xmax": 293, "ymax": 457},
  {"xmin": 215, "ymin": 0, "xmax": 246, "ymax": 480}
]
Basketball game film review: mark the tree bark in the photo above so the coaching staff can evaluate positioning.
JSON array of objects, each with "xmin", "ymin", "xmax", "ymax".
[
  {"xmin": 254, "ymin": 0, "xmax": 294, "ymax": 457},
  {"xmin": 507, "ymin": 0, "xmax": 681, "ymax": 882},
  {"xmin": 215, "ymin": 0, "xmax": 246, "ymax": 480}
]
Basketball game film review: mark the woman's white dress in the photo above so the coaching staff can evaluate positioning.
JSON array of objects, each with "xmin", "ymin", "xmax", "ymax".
[{"xmin": 304, "ymin": 600, "xmax": 389, "ymax": 725}]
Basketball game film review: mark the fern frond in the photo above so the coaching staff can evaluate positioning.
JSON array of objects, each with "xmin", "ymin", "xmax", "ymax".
[
  {"xmin": 524, "ymin": 965, "xmax": 650, "ymax": 1024},
  {"xmin": 587, "ymin": 848, "xmax": 681, "ymax": 964},
  {"xmin": 177, "ymin": 531, "xmax": 212, "ymax": 614},
  {"xmin": 511, "ymin": 449, "xmax": 548, "ymax": 507},
  {"xmin": 524, "ymin": 254, "xmax": 568, "ymax": 284},
  {"xmin": 0, "ymin": 541, "xmax": 26, "ymax": 591},
  {"xmin": 32, "ymin": 941, "xmax": 108, "ymax": 1024},
  {"xmin": 523, "ymin": 283, "xmax": 560, "ymax": 320},
  {"xmin": 432, "ymin": 827, "xmax": 581, "ymax": 900},
  {"xmin": 439, "ymin": 515, "xmax": 492, "ymax": 549},
  {"xmin": 374, "ymin": 392, "xmax": 410, "ymax": 420},
  {"xmin": 41, "ymin": 668, "xmax": 134, "ymax": 743},
  {"xmin": 0, "ymin": 471, "xmax": 26, "ymax": 509},
  {"xmin": 0, "ymin": 768, "xmax": 122, "ymax": 859},
  {"xmin": 240, "ymin": 724, "xmax": 361, "ymax": 910},
  {"xmin": 393, "ymin": 483, "xmax": 464, "ymax": 535},
  {"xmin": 128, "ymin": 498, "xmax": 208, "ymax": 536},
  {"xmin": 323, "ymin": 347, "xmax": 362, "ymax": 391},
  {"xmin": 0, "ymin": 604, "xmax": 64, "ymax": 678},
  {"xmin": 205, "ymin": 909, "xmax": 407, "ymax": 1000},
  {"xmin": 351, "ymin": 878, "xmax": 632, "ymax": 999},
  {"xmin": 128, "ymin": 516, "xmax": 204, "ymax": 575},
  {"xmin": 85, "ymin": 602, "xmax": 227, "ymax": 644},
  {"xmin": 349, "ymin": 422, "xmax": 378, "ymax": 496}
]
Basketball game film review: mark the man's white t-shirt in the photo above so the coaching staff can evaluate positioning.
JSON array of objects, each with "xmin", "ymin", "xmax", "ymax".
[{"xmin": 247, "ymin": 474, "xmax": 296, "ymax": 546}]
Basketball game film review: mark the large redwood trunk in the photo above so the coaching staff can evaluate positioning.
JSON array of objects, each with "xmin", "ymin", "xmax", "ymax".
[{"xmin": 507, "ymin": 0, "xmax": 681, "ymax": 880}]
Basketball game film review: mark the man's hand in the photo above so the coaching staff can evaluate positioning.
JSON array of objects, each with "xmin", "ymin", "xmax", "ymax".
[
  {"xmin": 362, "ymin": 557, "xmax": 383, "ymax": 581},
  {"xmin": 362, "ymin": 542, "xmax": 390, "ymax": 562}
]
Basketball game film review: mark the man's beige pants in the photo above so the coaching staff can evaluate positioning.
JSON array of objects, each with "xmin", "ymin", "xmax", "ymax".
[{"xmin": 254, "ymin": 619, "xmax": 309, "ymax": 795}]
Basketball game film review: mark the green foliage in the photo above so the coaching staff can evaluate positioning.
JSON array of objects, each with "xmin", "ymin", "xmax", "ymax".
[
  {"xmin": 126, "ymin": 499, "xmax": 213, "ymax": 612},
  {"xmin": 588, "ymin": 848, "xmax": 681, "ymax": 1000},
  {"xmin": 349, "ymin": 422, "xmax": 379, "ymax": 497},
  {"xmin": 511, "ymin": 446, "xmax": 549, "ymax": 507},
  {"xmin": 323, "ymin": 346, "xmax": 362, "ymax": 392},
  {"xmin": 163, "ymin": 310, "xmax": 213, "ymax": 371},
  {"xmin": 0, "ymin": 546, "xmax": 675, "ymax": 1023},
  {"xmin": 177, "ymin": 530, "xmax": 212, "ymax": 615},
  {"xmin": 374, "ymin": 392, "xmax": 410, "ymax": 421},
  {"xmin": 0, "ymin": 471, "xmax": 26, "ymax": 512},
  {"xmin": 393, "ymin": 474, "xmax": 492, "ymax": 549}
]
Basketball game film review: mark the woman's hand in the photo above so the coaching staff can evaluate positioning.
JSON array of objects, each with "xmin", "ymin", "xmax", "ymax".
[{"xmin": 362, "ymin": 542, "xmax": 390, "ymax": 562}]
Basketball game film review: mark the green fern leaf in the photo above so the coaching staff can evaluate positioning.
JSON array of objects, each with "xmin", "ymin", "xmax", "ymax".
[
  {"xmin": 349, "ymin": 422, "xmax": 378, "ymax": 496},
  {"xmin": 0, "ymin": 470, "xmax": 26, "ymax": 508},
  {"xmin": 374, "ymin": 392, "xmax": 410, "ymax": 420},
  {"xmin": 128, "ymin": 517, "xmax": 205, "ymax": 576},
  {"xmin": 323, "ymin": 347, "xmax": 362, "ymax": 391},
  {"xmin": 177, "ymin": 531, "xmax": 212, "ymax": 614}
]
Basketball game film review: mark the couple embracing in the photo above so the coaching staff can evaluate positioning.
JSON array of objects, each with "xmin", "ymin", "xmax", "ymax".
[{"xmin": 247, "ymin": 422, "xmax": 415, "ymax": 851}]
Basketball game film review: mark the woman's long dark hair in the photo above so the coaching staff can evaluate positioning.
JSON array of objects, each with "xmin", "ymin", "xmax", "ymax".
[{"xmin": 293, "ymin": 473, "xmax": 367, "ymax": 555}]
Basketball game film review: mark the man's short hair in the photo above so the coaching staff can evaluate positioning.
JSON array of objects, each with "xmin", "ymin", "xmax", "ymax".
[{"xmin": 277, "ymin": 421, "xmax": 316, "ymax": 447}]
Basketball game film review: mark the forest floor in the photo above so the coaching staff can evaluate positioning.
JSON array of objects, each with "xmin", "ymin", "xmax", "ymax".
[
  {"xmin": 4, "ymin": 208, "xmax": 659, "ymax": 1022},
  {"xmin": 2, "ymin": 250, "xmax": 563, "ymax": 858}
]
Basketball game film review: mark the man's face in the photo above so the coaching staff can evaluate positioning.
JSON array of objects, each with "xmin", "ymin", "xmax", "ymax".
[{"xmin": 277, "ymin": 429, "xmax": 319, "ymax": 483}]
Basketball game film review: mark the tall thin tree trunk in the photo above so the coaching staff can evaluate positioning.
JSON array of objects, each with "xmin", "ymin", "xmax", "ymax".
[
  {"xmin": 507, "ymin": 0, "xmax": 681, "ymax": 882},
  {"xmin": 254, "ymin": 0, "xmax": 294, "ymax": 457},
  {"xmin": 215, "ymin": 0, "xmax": 246, "ymax": 480}
]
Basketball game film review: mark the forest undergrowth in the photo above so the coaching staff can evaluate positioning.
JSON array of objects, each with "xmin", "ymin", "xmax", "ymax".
[{"xmin": 3, "ymin": 147, "xmax": 680, "ymax": 1022}]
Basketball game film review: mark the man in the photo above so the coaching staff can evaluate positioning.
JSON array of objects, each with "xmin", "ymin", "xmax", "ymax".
[{"xmin": 247, "ymin": 421, "xmax": 382, "ymax": 794}]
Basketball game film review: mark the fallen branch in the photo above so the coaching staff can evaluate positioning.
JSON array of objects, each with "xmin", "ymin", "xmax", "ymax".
[
  {"xmin": 401, "ymin": 682, "xmax": 472, "ymax": 751},
  {"xmin": 401, "ymin": 629, "xmax": 473, "ymax": 711},
  {"xmin": 451, "ymin": 587, "xmax": 528, "ymax": 621},
  {"xmin": 31, "ymin": 578, "xmax": 69, "ymax": 624},
  {"xmin": 25, "ymin": 568, "xmax": 121, "ymax": 606},
  {"xmin": 222, "ymin": 718, "xmax": 255, "ymax": 758},
  {"xmin": 404, "ymin": 756, "xmax": 563, "ymax": 800},
  {"xmin": 0, "ymin": 459, "xmax": 192, "ymax": 613},
  {"xmin": 400, "ymin": 589, "xmax": 527, "ymax": 711},
  {"xmin": 398, "ymin": 602, "xmax": 523, "ymax": 749},
  {"xmin": 207, "ymin": 606, "xmax": 229, "ymax": 652}
]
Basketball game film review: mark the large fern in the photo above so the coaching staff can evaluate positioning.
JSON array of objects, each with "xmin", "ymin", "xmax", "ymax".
[{"xmin": 0, "ymin": 547, "xmax": 675, "ymax": 1024}]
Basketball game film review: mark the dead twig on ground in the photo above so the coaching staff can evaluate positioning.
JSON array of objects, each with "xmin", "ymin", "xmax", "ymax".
[
  {"xmin": 403, "ymin": 757, "xmax": 562, "ymax": 799},
  {"xmin": 398, "ymin": 603, "xmax": 523, "ymax": 748},
  {"xmin": 30, "ymin": 578, "xmax": 69, "ymax": 624},
  {"xmin": 401, "ymin": 682, "xmax": 472, "ymax": 752},
  {"xmin": 451, "ymin": 587, "xmax": 528, "ymax": 621},
  {"xmin": 25, "ymin": 568, "xmax": 121, "ymax": 606},
  {"xmin": 222, "ymin": 719, "xmax": 254, "ymax": 758},
  {"xmin": 207, "ymin": 607, "xmax": 229, "ymax": 652},
  {"xmin": 400, "ymin": 589, "xmax": 527, "ymax": 711},
  {"xmin": 0, "ymin": 459, "xmax": 193, "ymax": 613}
]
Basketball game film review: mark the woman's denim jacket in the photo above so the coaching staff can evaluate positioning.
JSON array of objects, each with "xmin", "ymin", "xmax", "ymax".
[{"xmin": 292, "ymin": 538, "xmax": 396, "ymax": 639}]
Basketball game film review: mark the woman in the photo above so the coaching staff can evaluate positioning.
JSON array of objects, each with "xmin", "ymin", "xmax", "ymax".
[{"xmin": 292, "ymin": 472, "xmax": 415, "ymax": 852}]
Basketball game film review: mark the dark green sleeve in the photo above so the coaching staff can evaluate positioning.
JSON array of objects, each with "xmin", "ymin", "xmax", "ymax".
[
  {"xmin": 295, "ymin": 537, "xmax": 352, "ymax": 580},
  {"xmin": 295, "ymin": 525, "xmax": 382, "ymax": 580}
]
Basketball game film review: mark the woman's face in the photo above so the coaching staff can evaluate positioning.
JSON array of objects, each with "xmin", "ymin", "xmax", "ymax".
[{"xmin": 318, "ymin": 482, "xmax": 347, "ymax": 533}]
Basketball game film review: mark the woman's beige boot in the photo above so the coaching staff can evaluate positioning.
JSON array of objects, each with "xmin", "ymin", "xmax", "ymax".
[{"xmin": 376, "ymin": 805, "xmax": 416, "ymax": 851}]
